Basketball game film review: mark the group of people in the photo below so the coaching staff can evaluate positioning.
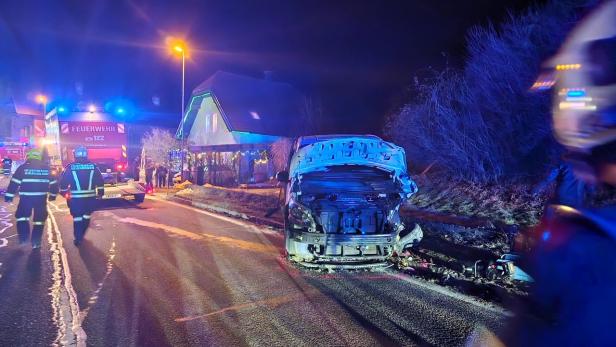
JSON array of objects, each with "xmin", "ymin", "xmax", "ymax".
[
  {"xmin": 4, "ymin": 145, "xmax": 104, "ymax": 248},
  {"xmin": 144, "ymin": 164, "xmax": 172, "ymax": 190}
]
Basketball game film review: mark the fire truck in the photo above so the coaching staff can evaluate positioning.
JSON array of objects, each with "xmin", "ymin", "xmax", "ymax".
[{"xmin": 44, "ymin": 108, "xmax": 145, "ymax": 202}]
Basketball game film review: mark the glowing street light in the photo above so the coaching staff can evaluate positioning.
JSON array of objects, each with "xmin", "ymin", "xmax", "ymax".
[
  {"xmin": 88, "ymin": 104, "xmax": 96, "ymax": 113},
  {"xmin": 36, "ymin": 94, "xmax": 48, "ymax": 117},
  {"xmin": 167, "ymin": 37, "xmax": 189, "ymax": 179}
]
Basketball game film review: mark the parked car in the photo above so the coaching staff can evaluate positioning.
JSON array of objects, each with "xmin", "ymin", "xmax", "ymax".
[{"xmin": 276, "ymin": 135, "xmax": 421, "ymax": 267}]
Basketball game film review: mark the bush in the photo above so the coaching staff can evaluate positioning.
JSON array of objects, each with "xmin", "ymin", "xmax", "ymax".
[{"xmin": 386, "ymin": 0, "xmax": 595, "ymax": 181}]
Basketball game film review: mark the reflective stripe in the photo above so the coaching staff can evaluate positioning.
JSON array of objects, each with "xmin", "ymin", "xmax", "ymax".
[
  {"xmin": 73, "ymin": 217, "xmax": 83, "ymax": 221},
  {"xmin": 19, "ymin": 192, "xmax": 48, "ymax": 196},
  {"xmin": 49, "ymin": 180, "xmax": 58, "ymax": 185},
  {"xmin": 22, "ymin": 178, "xmax": 50, "ymax": 183},
  {"xmin": 71, "ymin": 194, "xmax": 97, "ymax": 198},
  {"xmin": 49, "ymin": 194, "xmax": 57, "ymax": 198},
  {"xmin": 4, "ymin": 193, "xmax": 14, "ymax": 197},
  {"xmin": 11, "ymin": 178, "xmax": 21, "ymax": 184},
  {"xmin": 71, "ymin": 171, "xmax": 82, "ymax": 191},
  {"xmin": 83, "ymin": 215, "xmax": 91, "ymax": 219},
  {"xmin": 16, "ymin": 217, "xmax": 30, "ymax": 222},
  {"xmin": 59, "ymin": 188, "xmax": 69, "ymax": 193},
  {"xmin": 33, "ymin": 221, "xmax": 45, "ymax": 225},
  {"xmin": 71, "ymin": 190, "xmax": 96, "ymax": 194},
  {"xmin": 88, "ymin": 170, "xmax": 94, "ymax": 190}
]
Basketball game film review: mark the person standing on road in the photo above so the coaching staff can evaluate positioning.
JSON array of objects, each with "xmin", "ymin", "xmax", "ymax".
[
  {"xmin": 158, "ymin": 165, "xmax": 168, "ymax": 188},
  {"xmin": 2, "ymin": 157, "xmax": 13, "ymax": 177},
  {"xmin": 145, "ymin": 164, "xmax": 154, "ymax": 191},
  {"xmin": 59, "ymin": 146, "xmax": 105, "ymax": 246},
  {"xmin": 4, "ymin": 149, "xmax": 58, "ymax": 249}
]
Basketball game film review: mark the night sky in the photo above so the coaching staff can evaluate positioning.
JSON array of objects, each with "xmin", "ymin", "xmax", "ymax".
[{"xmin": 1, "ymin": 0, "xmax": 541, "ymax": 133}]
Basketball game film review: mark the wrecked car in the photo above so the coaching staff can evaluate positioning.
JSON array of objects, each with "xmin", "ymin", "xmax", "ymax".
[{"xmin": 276, "ymin": 135, "xmax": 421, "ymax": 267}]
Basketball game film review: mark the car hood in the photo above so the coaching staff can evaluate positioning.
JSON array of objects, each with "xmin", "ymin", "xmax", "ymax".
[{"xmin": 289, "ymin": 137, "xmax": 417, "ymax": 197}]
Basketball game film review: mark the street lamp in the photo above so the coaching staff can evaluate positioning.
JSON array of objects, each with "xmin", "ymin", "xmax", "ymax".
[
  {"xmin": 36, "ymin": 94, "xmax": 48, "ymax": 117},
  {"xmin": 169, "ymin": 38, "xmax": 189, "ymax": 180}
]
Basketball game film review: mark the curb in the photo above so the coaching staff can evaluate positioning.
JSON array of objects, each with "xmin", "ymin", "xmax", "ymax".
[{"xmin": 166, "ymin": 195, "xmax": 284, "ymax": 230}]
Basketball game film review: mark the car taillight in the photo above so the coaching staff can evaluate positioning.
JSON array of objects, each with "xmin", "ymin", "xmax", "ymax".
[{"xmin": 116, "ymin": 164, "xmax": 123, "ymax": 171}]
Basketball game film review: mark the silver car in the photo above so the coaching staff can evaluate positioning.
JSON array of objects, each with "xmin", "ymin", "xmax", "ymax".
[{"xmin": 277, "ymin": 135, "xmax": 422, "ymax": 267}]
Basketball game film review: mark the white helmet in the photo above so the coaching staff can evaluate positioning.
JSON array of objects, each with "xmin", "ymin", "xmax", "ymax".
[{"xmin": 550, "ymin": 0, "xmax": 616, "ymax": 153}]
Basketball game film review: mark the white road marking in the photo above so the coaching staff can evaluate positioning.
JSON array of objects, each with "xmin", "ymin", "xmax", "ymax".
[
  {"xmin": 80, "ymin": 238, "xmax": 116, "ymax": 321},
  {"xmin": 47, "ymin": 207, "xmax": 87, "ymax": 346}
]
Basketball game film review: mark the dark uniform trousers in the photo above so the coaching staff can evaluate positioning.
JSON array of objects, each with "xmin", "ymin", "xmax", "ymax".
[
  {"xmin": 67, "ymin": 197, "xmax": 96, "ymax": 241},
  {"xmin": 15, "ymin": 196, "xmax": 48, "ymax": 244}
]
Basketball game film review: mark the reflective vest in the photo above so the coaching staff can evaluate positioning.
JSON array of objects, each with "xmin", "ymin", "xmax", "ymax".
[
  {"xmin": 6, "ymin": 160, "xmax": 59, "ymax": 199},
  {"xmin": 59, "ymin": 161, "xmax": 105, "ymax": 198}
]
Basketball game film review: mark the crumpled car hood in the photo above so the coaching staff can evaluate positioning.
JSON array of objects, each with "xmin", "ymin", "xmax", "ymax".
[{"xmin": 289, "ymin": 137, "xmax": 417, "ymax": 197}]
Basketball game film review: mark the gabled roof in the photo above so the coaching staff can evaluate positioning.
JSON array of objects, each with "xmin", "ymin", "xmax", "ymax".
[{"xmin": 184, "ymin": 71, "xmax": 307, "ymax": 137}]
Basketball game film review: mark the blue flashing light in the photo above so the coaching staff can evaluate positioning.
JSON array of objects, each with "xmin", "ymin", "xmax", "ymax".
[
  {"xmin": 116, "ymin": 107, "xmax": 125, "ymax": 115},
  {"xmin": 542, "ymin": 230, "xmax": 551, "ymax": 242},
  {"xmin": 567, "ymin": 90, "xmax": 586, "ymax": 98},
  {"xmin": 57, "ymin": 106, "xmax": 67, "ymax": 114}
]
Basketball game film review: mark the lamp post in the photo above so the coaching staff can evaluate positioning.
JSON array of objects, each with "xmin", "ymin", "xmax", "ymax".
[
  {"xmin": 170, "ymin": 40, "xmax": 188, "ymax": 180},
  {"xmin": 36, "ymin": 94, "xmax": 48, "ymax": 118}
]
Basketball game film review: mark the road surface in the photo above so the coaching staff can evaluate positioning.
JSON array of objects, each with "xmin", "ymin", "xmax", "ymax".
[{"xmin": 0, "ymin": 195, "xmax": 508, "ymax": 346}]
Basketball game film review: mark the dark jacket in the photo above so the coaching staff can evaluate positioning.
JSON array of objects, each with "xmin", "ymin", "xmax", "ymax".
[
  {"xmin": 59, "ymin": 160, "xmax": 105, "ymax": 199},
  {"xmin": 5, "ymin": 160, "xmax": 58, "ymax": 201}
]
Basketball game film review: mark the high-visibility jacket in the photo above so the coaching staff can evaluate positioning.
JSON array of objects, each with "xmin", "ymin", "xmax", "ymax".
[
  {"xmin": 59, "ymin": 161, "xmax": 105, "ymax": 199},
  {"xmin": 5, "ymin": 160, "xmax": 59, "ymax": 199},
  {"xmin": 2, "ymin": 158, "xmax": 12, "ymax": 176}
]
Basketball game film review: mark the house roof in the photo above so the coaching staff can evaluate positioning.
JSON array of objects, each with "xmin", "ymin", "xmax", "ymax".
[{"xmin": 183, "ymin": 71, "xmax": 307, "ymax": 137}]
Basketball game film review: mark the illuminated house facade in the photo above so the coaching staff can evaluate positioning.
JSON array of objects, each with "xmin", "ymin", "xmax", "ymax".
[{"xmin": 178, "ymin": 71, "xmax": 307, "ymax": 185}]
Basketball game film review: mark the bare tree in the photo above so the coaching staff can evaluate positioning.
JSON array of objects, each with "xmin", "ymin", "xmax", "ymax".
[
  {"xmin": 270, "ymin": 137, "xmax": 293, "ymax": 173},
  {"xmin": 385, "ymin": 0, "xmax": 594, "ymax": 181},
  {"xmin": 141, "ymin": 128, "xmax": 179, "ymax": 166}
]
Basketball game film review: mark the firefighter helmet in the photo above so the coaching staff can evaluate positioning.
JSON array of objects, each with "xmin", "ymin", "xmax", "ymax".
[
  {"xmin": 74, "ymin": 146, "xmax": 88, "ymax": 159},
  {"xmin": 26, "ymin": 149, "xmax": 43, "ymax": 161},
  {"xmin": 550, "ymin": 0, "xmax": 616, "ymax": 154}
]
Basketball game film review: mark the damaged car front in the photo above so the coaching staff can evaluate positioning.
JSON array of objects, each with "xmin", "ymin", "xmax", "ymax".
[{"xmin": 278, "ymin": 135, "xmax": 421, "ymax": 268}]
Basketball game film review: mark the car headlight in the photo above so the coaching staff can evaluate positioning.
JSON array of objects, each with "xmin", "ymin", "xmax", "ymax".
[{"xmin": 288, "ymin": 200, "xmax": 316, "ymax": 232}]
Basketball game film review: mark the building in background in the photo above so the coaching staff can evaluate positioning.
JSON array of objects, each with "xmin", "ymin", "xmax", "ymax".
[
  {"xmin": 177, "ymin": 71, "xmax": 309, "ymax": 186},
  {"xmin": 0, "ymin": 96, "xmax": 45, "ymax": 161}
]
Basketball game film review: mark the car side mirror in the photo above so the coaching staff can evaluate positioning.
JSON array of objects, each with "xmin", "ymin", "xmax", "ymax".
[{"xmin": 275, "ymin": 170, "xmax": 289, "ymax": 183}]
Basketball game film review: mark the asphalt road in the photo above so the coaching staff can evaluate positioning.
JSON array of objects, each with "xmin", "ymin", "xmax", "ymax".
[{"xmin": 0, "ymin": 195, "xmax": 509, "ymax": 346}]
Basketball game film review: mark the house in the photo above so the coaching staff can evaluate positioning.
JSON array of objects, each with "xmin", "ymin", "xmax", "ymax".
[{"xmin": 177, "ymin": 71, "xmax": 308, "ymax": 186}]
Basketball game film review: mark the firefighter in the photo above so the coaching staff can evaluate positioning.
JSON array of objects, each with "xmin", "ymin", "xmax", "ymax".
[
  {"xmin": 503, "ymin": 2, "xmax": 616, "ymax": 346},
  {"xmin": 59, "ymin": 146, "xmax": 104, "ymax": 246},
  {"xmin": 4, "ymin": 149, "xmax": 58, "ymax": 249},
  {"xmin": 2, "ymin": 157, "xmax": 12, "ymax": 176}
]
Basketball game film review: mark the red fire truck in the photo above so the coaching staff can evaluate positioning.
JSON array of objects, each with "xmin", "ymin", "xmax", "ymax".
[{"xmin": 44, "ymin": 108, "xmax": 145, "ymax": 202}]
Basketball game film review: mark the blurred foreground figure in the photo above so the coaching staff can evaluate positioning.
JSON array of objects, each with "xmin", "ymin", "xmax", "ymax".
[
  {"xmin": 511, "ymin": 1, "xmax": 616, "ymax": 346},
  {"xmin": 4, "ymin": 149, "xmax": 58, "ymax": 249},
  {"xmin": 59, "ymin": 146, "xmax": 104, "ymax": 246}
]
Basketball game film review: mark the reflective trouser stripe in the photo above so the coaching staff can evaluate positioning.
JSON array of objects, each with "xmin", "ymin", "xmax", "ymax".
[
  {"xmin": 74, "ymin": 217, "xmax": 83, "ymax": 222},
  {"xmin": 49, "ymin": 180, "xmax": 58, "ymax": 185},
  {"xmin": 88, "ymin": 170, "xmax": 94, "ymax": 190},
  {"xmin": 4, "ymin": 193, "xmax": 14, "ymax": 197},
  {"xmin": 16, "ymin": 217, "xmax": 30, "ymax": 222},
  {"xmin": 11, "ymin": 178, "xmax": 21, "ymax": 184},
  {"xmin": 49, "ymin": 194, "xmax": 57, "ymax": 197},
  {"xmin": 72, "ymin": 171, "xmax": 82, "ymax": 191},
  {"xmin": 22, "ymin": 178, "xmax": 50, "ymax": 183},
  {"xmin": 19, "ymin": 192, "xmax": 48, "ymax": 196},
  {"xmin": 33, "ymin": 221, "xmax": 45, "ymax": 225},
  {"xmin": 83, "ymin": 215, "xmax": 91, "ymax": 219}
]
